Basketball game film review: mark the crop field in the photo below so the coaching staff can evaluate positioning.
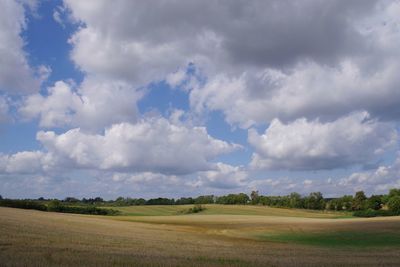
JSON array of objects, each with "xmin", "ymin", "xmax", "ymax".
[{"xmin": 1, "ymin": 205, "xmax": 400, "ymax": 267}]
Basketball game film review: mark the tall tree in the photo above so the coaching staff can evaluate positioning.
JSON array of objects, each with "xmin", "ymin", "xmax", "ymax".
[{"xmin": 352, "ymin": 191, "xmax": 367, "ymax": 210}]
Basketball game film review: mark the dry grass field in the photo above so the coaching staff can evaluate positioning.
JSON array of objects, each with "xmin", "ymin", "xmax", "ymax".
[{"xmin": 1, "ymin": 205, "xmax": 400, "ymax": 267}]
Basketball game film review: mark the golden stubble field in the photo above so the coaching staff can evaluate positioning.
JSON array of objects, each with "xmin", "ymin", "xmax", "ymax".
[{"xmin": 1, "ymin": 205, "xmax": 400, "ymax": 267}]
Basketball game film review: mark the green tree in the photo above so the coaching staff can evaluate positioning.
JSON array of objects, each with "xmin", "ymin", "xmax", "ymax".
[
  {"xmin": 250, "ymin": 190, "xmax": 260, "ymax": 205},
  {"xmin": 387, "ymin": 196, "xmax": 400, "ymax": 213},
  {"xmin": 389, "ymin": 188, "xmax": 400, "ymax": 198},
  {"xmin": 47, "ymin": 200, "xmax": 63, "ymax": 212},
  {"xmin": 195, "ymin": 195, "xmax": 215, "ymax": 204},
  {"xmin": 289, "ymin": 192, "xmax": 303, "ymax": 208},
  {"xmin": 304, "ymin": 192, "xmax": 325, "ymax": 210},
  {"xmin": 352, "ymin": 191, "xmax": 367, "ymax": 210},
  {"xmin": 366, "ymin": 195, "xmax": 382, "ymax": 210},
  {"xmin": 340, "ymin": 195, "xmax": 353, "ymax": 210}
]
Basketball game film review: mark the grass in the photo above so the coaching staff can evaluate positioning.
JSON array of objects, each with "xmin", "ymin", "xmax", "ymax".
[
  {"xmin": 110, "ymin": 204, "xmax": 351, "ymax": 218},
  {"xmin": 259, "ymin": 231, "xmax": 400, "ymax": 248},
  {"xmin": 1, "ymin": 205, "xmax": 400, "ymax": 266}
]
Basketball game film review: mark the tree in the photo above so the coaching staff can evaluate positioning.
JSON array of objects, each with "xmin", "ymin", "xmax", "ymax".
[
  {"xmin": 387, "ymin": 196, "xmax": 400, "ymax": 213},
  {"xmin": 47, "ymin": 200, "xmax": 63, "ymax": 212},
  {"xmin": 352, "ymin": 191, "xmax": 367, "ymax": 210},
  {"xmin": 327, "ymin": 199, "xmax": 342, "ymax": 211},
  {"xmin": 94, "ymin": 197, "xmax": 104, "ymax": 203},
  {"xmin": 250, "ymin": 190, "xmax": 260, "ymax": 205},
  {"xmin": 389, "ymin": 188, "xmax": 400, "ymax": 198},
  {"xmin": 366, "ymin": 195, "xmax": 382, "ymax": 210},
  {"xmin": 340, "ymin": 195, "xmax": 353, "ymax": 210},
  {"xmin": 195, "ymin": 195, "xmax": 215, "ymax": 204},
  {"xmin": 304, "ymin": 192, "xmax": 325, "ymax": 210},
  {"xmin": 289, "ymin": 192, "xmax": 303, "ymax": 208},
  {"xmin": 0, "ymin": 195, "xmax": 2, "ymax": 200},
  {"xmin": 64, "ymin": 197, "xmax": 79, "ymax": 203}
]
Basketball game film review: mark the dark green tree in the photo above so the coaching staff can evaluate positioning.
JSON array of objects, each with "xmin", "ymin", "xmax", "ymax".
[
  {"xmin": 47, "ymin": 200, "xmax": 63, "ymax": 212},
  {"xmin": 366, "ymin": 195, "xmax": 382, "ymax": 210},
  {"xmin": 387, "ymin": 196, "xmax": 400, "ymax": 213},
  {"xmin": 389, "ymin": 188, "xmax": 400, "ymax": 198},
  {"xmin": 352, "ymin": 191, "xmax": 367, "ymax": 210},
  {"xmin": 289, "ymin": 192, "xmax": 303, "ymax": 208},
  {"xmin": 250, "ymin": 190, "xmax": 260, "ymax": 205},
  {"xmin": 304, "ymin": 192, "xmax": 325, "ymax": 210}
]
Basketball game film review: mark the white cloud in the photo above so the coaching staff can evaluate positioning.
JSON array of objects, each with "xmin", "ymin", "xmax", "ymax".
[
  {"xmin": 0, "ymin": 151, "xmax": 52, "ymax": 174},
  {"xmin": 194, "ymin": 162, "xmax": 248, "ymax": 189},
  {"xmin": 36, "ymin": 116, "xmax": 239, "ymax": 174},
  {"xmin": 0, "ymin": 0, "xmax": 40, "ymax": 94},
  {"xmin": 61, "ymin": 0, "xmax": 400, "ymax": 127},
  {"xmin": 20, "ymin": 78, "xmax": 142, "ymax": 131},
  {"xmin": 53, "ymin": 5, "xmax": 66, "ymax": 28},
  {"xmin": 190, "ymin": 56, "xmax": 400, "ymax": 127},
  {"xmin": 249, "ymin": 111, "xmax": 397, "ymax": 170},
  {"xmin": 166, "ymin": 68, "xmax": 187, "ymax": 88},
  {"xmin": 0, "ymin": 97, "xmax": 9, "ymax": 122},
  {"xmin": 112, "ymin": 172, "xmax": 182, "ymax": 192},
  {"xmin": 338, "ymin": 156, "xmax": 400, "ymax": 193},
  {"xmin": 249, "ymin": 154, "xmax": 400, "ymax": 197},
  {"xmin": 62, "ymin": 0, "xmax": 375, "ymax": 85}
]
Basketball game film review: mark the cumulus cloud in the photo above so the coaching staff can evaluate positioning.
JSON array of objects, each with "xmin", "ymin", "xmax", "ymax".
[
  {"xmin": 0, "ymin": 97, "xmax": 9, "ymax": 122},
  {"xmin": 338, "ymin": 156, "xmax": 400, "ymax": 193},
  {"xmin": 36, "ymin": 117, "xmax": 239, "ymax": 174},
  {"xmin": 250, "ymin": 154, "xmax": 400, "ymax": 197},
  {"xmin": 0, "ymin": 151, "xmax": 52, "ymax": 174},
  {"xmin": 191, "ymin": 57, "xmax": 400, "ymax": 127},
  {"xmin": 62, "ymin": 0, "xmax": 400, "ymax": 127},
  {"xmin": 64, "ymin": 0, "xmax": 373, "ymax": 80},
  {"xmin": 110, "ymin": 172, "xmax": 183, "ymax": 194},
  {"xmin": 20, "ymin": 78, "xmax": 142, "ymax": 131},
  {"xmin": 0, "ymin": 0, "xmax": 41, "ymax": 94},
  {"xmin": 193, "ymin": 162, "xmax": 248, "ymax": 189},
  {"xmin": 3, "ymin": 0, "xmax": 400, "ymax": 197},
  {"xmin": 249, "ymin": 112, "xmax": 397, "ymax": 170}
]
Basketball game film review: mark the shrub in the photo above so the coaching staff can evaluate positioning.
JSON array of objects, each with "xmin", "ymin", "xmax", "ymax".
[
  {"xmin": 387, "ymin": 196, "xmax": 400, "ymax": 213},
  {"xmin": 353, "ymin": 209, "xmax": 400, "ymax": 217},
  {"xmin": 0, "ymin": 199, "xmax": 47, "ymax": 211},
  {"xmin": 47, "ymin": 200, "xmax": 63, "ymax": 212},
  {"xmin": 180, "ymin": 204, "xmax": 206, "ymax": 214}
]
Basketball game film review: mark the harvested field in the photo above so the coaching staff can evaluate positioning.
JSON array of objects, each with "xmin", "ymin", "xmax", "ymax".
[{"xmin": 1, "ymin": 206, "xmax": 399, "ymax": 267}]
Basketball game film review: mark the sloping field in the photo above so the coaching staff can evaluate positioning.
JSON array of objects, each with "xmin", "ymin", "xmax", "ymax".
[
  {"xmin": 113, "ymin": 204, "xmax": 351, "ymax": 218},
  {"xmin": 1, "ymin": 206, "xmax": 400, "ymax": 267}
]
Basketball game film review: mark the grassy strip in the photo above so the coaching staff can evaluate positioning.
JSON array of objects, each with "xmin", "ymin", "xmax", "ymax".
[
  {"xmin": 259, "ymin": 231, "xmax": 400, "ymax": 248},
  {"xmin": 0, "ymin": 199, "xmax": 119, "ymax": 215}
]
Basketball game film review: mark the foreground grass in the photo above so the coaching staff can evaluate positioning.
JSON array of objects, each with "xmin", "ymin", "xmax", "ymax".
[{"xmin": 1, "ymin": 206, "xmax": 400, "ymax": 267}]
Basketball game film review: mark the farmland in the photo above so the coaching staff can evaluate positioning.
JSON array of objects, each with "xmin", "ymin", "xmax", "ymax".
[{"xmin": 1, "ymin": 205, "xmax": 400, "ymax": 266}]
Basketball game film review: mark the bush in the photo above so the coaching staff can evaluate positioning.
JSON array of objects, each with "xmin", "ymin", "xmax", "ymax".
[
  {"xmin": 47, "ymin": 200, "xmax": 63, "ymax": 212},
  {"xmin": 57, "ymin": 205, "xmax": 120, "ymax": 215},
  {"xmin": 0, "ymin": 199, "xmax": 119, "ymax": 215},
  {"xmin": 387, "ymin": 196, "xmax": 400, "ymax": 213},
  {"xmin": 353, "ymin": 209, "xmax": 400, "ymax": 217},
  {"xmin": 0, "ymin": 199, "xmax": 47, "ymax": 211},
  {"xmin": 180, "ymin": 204, "xmax": 206, "ymax": 214}
]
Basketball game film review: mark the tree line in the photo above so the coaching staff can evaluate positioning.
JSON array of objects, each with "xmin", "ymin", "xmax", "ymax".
[{"xmin": 1, "ymin": 188, "xmax": 400, "ymax": 217}]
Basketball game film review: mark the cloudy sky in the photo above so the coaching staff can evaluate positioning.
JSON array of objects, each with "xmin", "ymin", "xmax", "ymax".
[{"xmin": 1, "ymin": 0, "xmax": 400, "ymax": 199}]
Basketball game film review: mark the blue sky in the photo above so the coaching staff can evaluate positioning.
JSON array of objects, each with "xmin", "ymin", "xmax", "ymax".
[{"xmin": 1, "ymin": 0, "xmax": 400, "ymax": 199}]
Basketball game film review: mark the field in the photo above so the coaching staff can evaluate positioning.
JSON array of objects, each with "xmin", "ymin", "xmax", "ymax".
[{"xmin": 1, "ymin": 205, "xmax": 400, "ymax": 267}]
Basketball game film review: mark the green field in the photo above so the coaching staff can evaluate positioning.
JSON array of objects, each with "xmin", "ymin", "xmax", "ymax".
[
  {"xmin": 112, "ymin": 204, "xmax": 351, "ymax": 218},
  {"xmin": 1, "ymin": 205, "xmax": 399, "ymax": 266}
]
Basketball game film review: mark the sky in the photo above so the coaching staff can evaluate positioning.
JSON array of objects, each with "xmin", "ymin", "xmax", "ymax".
[{"xmin": 1, "ymin": 0, "xmax": 400, "ymax": 199}]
